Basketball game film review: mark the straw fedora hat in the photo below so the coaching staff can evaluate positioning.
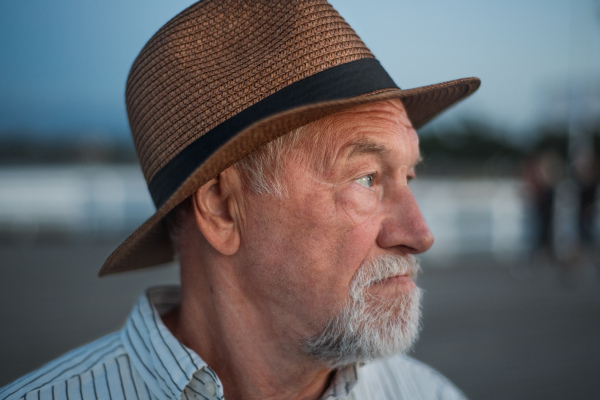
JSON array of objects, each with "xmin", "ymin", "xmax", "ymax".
[{"xmin": 99, "ymin": 0, "xmax": 480, "ymax": 276}]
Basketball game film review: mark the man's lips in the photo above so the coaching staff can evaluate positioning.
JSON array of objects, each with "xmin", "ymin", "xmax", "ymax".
[
  {"xmin": 372, "ymin": 273, "xmax": 414, "ymax": 284},
  {"xmin": 370, "ymin": 274, "xmax": 416, "ymax": 292}
]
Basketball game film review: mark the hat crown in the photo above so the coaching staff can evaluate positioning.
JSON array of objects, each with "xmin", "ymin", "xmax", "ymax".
[{"xmin": 126, "ymin": 0, "xmax": 373, "ymax": 184}]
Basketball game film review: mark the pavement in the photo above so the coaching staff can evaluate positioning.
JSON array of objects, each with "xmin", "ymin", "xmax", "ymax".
[{"xmin": 1, "ymin": 241, "xmax": 599, "ymax": 399}]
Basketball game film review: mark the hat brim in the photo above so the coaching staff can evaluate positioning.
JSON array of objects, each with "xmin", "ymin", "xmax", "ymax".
[{"xmin": 99, "ymin": 77, "xmax": 480, "ymax": 276}]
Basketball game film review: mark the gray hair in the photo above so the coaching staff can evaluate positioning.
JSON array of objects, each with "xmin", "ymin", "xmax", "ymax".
[
  {"xmin": 166, "ymin": 125, "xmax": 306, "ymax": 247},
  {"xmin": 234, "ymin": 125, "xmax": 305, "ymax": 197}
]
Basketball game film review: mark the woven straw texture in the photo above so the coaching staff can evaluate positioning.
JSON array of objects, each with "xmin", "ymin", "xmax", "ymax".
[{"xmin": 127, "ymin": 0, "xmax": 373, "ymax": 183}]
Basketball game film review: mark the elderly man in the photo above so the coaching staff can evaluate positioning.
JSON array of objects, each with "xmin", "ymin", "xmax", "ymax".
[{"xmin": 1, "ymin": 0, "xmax": 479, "ymax": 399}]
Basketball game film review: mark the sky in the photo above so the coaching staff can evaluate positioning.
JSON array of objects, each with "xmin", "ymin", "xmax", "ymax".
[{"xmin": 0, "ymin": 0, "xmax": 599, "ymax": 143}]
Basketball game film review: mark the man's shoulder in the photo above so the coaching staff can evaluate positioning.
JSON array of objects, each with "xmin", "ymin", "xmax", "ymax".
[
  {"xmin": 351, "ymin": 354, "xmax": 467, "ymax": 400},
  {"xmin": 0, "ymin": 332, "xmax": 128, "ymax": 400}
]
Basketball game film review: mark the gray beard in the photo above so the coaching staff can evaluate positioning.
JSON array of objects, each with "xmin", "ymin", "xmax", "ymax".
[{"xmin": 303, "ymin": 255, "xmax": 422, "ymax": 368}]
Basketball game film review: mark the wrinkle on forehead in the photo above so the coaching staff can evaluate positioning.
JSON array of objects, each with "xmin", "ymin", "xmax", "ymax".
[{"xmin": 291, "ymin": 99, "xmax": 417, "ymax": 178}]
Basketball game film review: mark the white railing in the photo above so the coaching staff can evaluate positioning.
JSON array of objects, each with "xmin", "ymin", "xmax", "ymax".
[
  {"xmin": 411, "ymin": 178, "xmax": 530, "ymax": 263},
  {"xmin": 0, "ymin": 166, "xmax": 154, "ymax": 238}
]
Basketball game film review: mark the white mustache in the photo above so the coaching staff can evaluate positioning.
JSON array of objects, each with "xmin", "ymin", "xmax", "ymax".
[{"xmin": 354, "ymin": 255, "xmax": 421, "ymax": 287}]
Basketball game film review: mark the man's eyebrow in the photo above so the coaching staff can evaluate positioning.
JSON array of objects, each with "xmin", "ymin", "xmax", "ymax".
[
  {"xmin": 408, "ymin": 155, "xmax": 423, "ymax": 181},
  {"xmin": 345, "ymin": 140, "xmax": 389, "ymax": 158},
  {"xmin": 414, "ymin": 154, "xmax": 424, "ymax": 168},
  {"xmin": 345, "ymin": 141, "xmax": 424, "ymax": 168}
]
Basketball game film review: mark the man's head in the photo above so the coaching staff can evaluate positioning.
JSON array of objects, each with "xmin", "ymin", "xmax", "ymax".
[
  {"xmin": 98, "ymin": 0, "xmax": 478, "ymax": 277},
  {"xmin": 170, "ymin": 98, "xmax": 432, "ymax": 367}
]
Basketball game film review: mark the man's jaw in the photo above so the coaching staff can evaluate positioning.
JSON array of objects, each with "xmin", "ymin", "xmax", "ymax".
[{"xmin": 303, "ymin": 254, "xmax": 423, "ymax": 368}]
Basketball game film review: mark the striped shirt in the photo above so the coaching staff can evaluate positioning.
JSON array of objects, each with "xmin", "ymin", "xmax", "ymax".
[{"xmin": 1, "ymin": 286, "xmax": 466, "ymax": 400}]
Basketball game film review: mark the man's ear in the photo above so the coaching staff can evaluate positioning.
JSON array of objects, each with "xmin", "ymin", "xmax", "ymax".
[{"xmin": 191, "ymin": 168, "xmax": 241, "ymax": 255}]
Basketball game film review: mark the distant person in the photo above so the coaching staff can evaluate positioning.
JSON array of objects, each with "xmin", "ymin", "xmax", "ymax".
[
  {"xmin": 572, "ymin": 148, "xmax": 599, "ymax": 261},
  {"xmin": 522, "ymin": 148, "xmax": 564, "ymax": 266},
  {"xmin": 0, "ymin": 1, "xmax": 479, "ymax": 399}
]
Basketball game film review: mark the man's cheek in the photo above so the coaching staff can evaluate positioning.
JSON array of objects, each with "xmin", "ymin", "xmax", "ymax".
[{"xmin": 334, "ymin": 187, "xmax": 378, "ymax": 226}]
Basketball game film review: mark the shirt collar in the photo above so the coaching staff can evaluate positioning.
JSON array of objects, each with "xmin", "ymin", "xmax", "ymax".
[
  {"xmin": 121, "ymin": 285, "xmax": 359, "ymax": 400},
  {"xmin": 121, "ymin": 286, "xmax": 225, "ymax": 400},
  {"xmin": 320, "ymin": 364, "xmax": 359, "ymax": 399}
]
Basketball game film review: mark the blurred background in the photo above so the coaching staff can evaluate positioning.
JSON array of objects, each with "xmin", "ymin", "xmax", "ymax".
[{"xmin": 1, "ymin": 0, "xmax": 599, "ymax": 399}]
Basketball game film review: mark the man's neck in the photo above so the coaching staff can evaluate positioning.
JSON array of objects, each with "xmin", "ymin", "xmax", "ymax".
[{"xmin": 162, "ymin": 269, "xmax": 335, "ymax": 400}]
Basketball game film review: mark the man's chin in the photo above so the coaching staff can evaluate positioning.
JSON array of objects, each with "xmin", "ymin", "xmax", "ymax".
[
  {"xmin": 303, "ymin": 286, "xmax": 423, "ymax": 368},
  {"xmin": 358, "ymin": 286, "xmax": 423, "ymax": 358}
]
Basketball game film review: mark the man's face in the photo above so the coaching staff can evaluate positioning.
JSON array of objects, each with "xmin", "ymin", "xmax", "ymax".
[{"xmin": 235, "ymin": 99, "xmax": 433, "ymax": 365}]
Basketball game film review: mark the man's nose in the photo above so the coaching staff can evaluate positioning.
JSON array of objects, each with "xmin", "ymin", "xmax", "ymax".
[{"xmin": 376, "ymin": 186, "xmax": 434, "ymax": 255}]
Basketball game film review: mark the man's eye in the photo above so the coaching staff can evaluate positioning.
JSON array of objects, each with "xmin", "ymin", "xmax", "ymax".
[{"xmin": 355, "ymin": 174, "xmax": 374, "ymax": 188}]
